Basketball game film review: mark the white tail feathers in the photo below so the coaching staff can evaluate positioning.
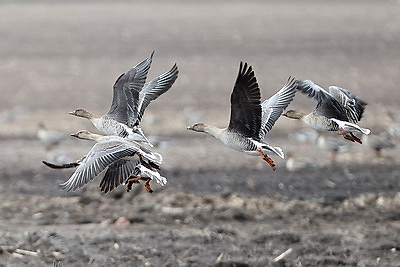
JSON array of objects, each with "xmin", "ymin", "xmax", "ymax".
[
  {"xmin": 273, "ymin": 146, "xmax": 284, "ymax": 159},
  {"xmin": 359, "ymin": 127, "xmax": 371, "ymax": 135},
  {"xmin": 265, "ymin": 145, "xmax": 284, "ymax": 159},
  {"xmin": 139, "ymin": 165, "xmax": 167, "ymax": 186},
  {"xmin": 330, "ymin": 118, "xmax": 370, "ymax": 135}
]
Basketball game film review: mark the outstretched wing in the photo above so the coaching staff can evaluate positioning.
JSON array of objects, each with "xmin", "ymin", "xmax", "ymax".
[
  {"xmin": 131, "ymin": 63, "xmax": 179, "ymax": 127},
  {"xmin": 227, "ymin": 62, "xmax": 261, "ymax": 138},
  {"xmin": 259, "ymin": 77, "xmax": 297, "ymax": 139},
  {"xmin": 329, "ymin": 86, "xmax": 367, "ymax": 123},
  {"xmin": 107, "ymin": 52, "xmax": 154, "ymax": 125},
  {"xmin": 60, "ymin": 140, "xmax": 138, "ymax": 192},
  {"xmin": 298, "ymin": 80, "xmax": 348, "ymax": 121},
  {"xmin": 330, "ymin": 86, "xmax": 367, "ymax": 106},
  {"xmin": 297, "ymin": 80, "xmax": 332, "ymax": 103},
  {"xmin": 99, "ymin": 158, "xmax": 140, "ymax": 194}
]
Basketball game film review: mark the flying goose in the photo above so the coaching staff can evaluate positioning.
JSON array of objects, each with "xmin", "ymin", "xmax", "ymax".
[
  {"xmin": 37, "ymin": 123, "xmax": 68, "ymax": 150},
  {"xmin": 69, "ymin": 52, "xmax": 179, "ymax": 146},
  {"xmin": 44, "ymin": 130, "xmax": 166, "ymax": 194},
  {"xmin": 283, "ymin": 80, "xmax": 370, "ymax": 143},
  {"xmin": 187, "ymin": 62, "xmax": 297, "ymax": 170},
  {"xmin": 317, "ymin": 133, "xmax": 352, "ymax": 161},
  {"xmin": 285, "ymin": 152, "xmax": 325, "ymax": 172},
  {"xmin": 362, "ymin": 131, "xmax": 396, "ymax": 158},
  {"xmin": 288, "ymin": 128, "xmax": 319, "ymax": 146}
]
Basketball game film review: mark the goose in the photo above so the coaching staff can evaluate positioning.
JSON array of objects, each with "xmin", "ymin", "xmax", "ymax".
[
  {"xmin": 386, "ymin": 111, "xmax": 400, "ymax": 139},
  {"xmin": 69, "ymin": 52, "xmax": 179, "ymax": 147},
  {"xmin": 317, "ymin": 133, "xmax": 352, "ymax": 161},
  {"xmin": 285, "ymin": 152, "xmax": 324, "ymax": 172},
  {"xmin": 37, "ymin": 123, "xmax": 68, "ymax": 150},
  {"xmin": 288, "ymin": 128, "xmax": 319, "ymax": 146},
  {"xmin": 282, "ymin": 80, "xmax": 370, "ymax": 144},
  {"xmin": 187, "ymin": 62, "xmax": 297, "ymax": 170},
  {"xmin": 362, "ymin": 132, "xmax": 395, "ymax": 158},
  {"xmin": 45, "ymin": 130, "xmax": 166, "ymax": 194}
]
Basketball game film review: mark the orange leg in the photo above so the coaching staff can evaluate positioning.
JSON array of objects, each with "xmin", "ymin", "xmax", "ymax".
[
  {"xmin": 125, "ymin": 176, "xmax": 141, "ymax": 192},
  {"xmin": 350, "ymin": 132, "xmax": 362, "ymax": 144},
  {"xmin": 339, "ymin": 128, "xmax": 355, "ymax": 142},
  {"xmin": 144, "ymin": 178, "xmax": 153, "ymax": 193},
  {"xmin": 257, "ymin": 148, "xmax": 276, "ymax": 171}
]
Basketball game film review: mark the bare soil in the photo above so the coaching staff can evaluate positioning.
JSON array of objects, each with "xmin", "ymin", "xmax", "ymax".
[{"xmin": 1, "ymin": 1, "xmax": 400, "ymax": 266}]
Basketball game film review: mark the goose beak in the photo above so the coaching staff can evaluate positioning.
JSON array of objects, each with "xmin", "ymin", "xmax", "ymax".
[
  {"xmin": 70, "ymin": 133, "xmax": 78, "ymax": 138},
  {"xmin": 187, "ymin": 125, "xmax": 193, "ymax": 130},
  {"xmin": 68, "ymin": 111, "xmax": 75, "ymax": 115}
]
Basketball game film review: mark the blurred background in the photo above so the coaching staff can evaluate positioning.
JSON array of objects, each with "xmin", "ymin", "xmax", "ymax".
[{"xmin": 1, "ymin": 0, "xmax": 400, "ymax": 266}]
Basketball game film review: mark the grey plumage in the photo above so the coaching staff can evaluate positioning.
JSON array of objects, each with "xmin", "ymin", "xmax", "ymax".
[
  {"xmin": 187, "ymin": 62, "xmax": 297, "ymax": 169},
  {"xmin": 69, "ymin": 52, "xmax": 179, "ymax": 146},
  {"xmin": 259, "ymin": 76, "xmax": 297, "ymax": 139},
  {"xmin": 297, "ymin": 80, "xmax": 366, "ymax": 124},
  {"xmin": 283, "ymin": 80, "xmax": 370, "ymax": 143},
  {"xmin": 107, "ymin": 51, "xmax": 154, "ymax": 125},
  {"xmin": 134, "ymin": 63, "xmax": 179, "ymax": 126},
  {"xmin": 57, "ymin": 132, "xmax": 165, "ymax": 193}
]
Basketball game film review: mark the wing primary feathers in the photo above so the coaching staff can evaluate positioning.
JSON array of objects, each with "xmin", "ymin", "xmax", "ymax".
[
  {"xmin": 228, "ymin": 62, "xmax": 262, "ymax": 138},
  {"xmin": 259, "ymin": 76, "xmax": 297, "ymax": 139},
  {"xmin": 107, "ymin": 52, "xmax": 154, "ymax": 125},
  {"xmin": 133, "ymin": 63, "xmax": 179, "ymax": 126}
]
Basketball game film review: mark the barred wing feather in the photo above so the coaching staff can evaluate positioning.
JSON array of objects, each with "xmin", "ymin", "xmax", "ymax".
[
  {"xmin": 60, "ymin": 142, "xmax": 138, "ymax": 192},
  {"xmin": 259, "ymin": 77, "xmax": 297, "ymax": 139}
]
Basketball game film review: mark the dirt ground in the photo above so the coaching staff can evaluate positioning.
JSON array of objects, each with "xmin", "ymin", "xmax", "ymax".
[{"xmin": 1, "ymin": 0, "xmax": 400, "ymax": 266}]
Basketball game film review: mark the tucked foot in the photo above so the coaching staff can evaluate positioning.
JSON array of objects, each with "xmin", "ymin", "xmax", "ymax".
[
  {"xmin": 340, "ymin": 128, "xmax": 355, "ymax": 143},
  {"xmin": 125, "ymin": 176, "xmax": 141, "ymax": 192},
  {"xmin": 350, "ymin": 132, "xmax": 362, "ymax": 144},
  {"xmin": 257, "ymin": 148, "xmax": 276, "ymax": 171},
  {"xmin": 343, "ymin": 134, "xmax": 355, "ymax": 142},
  {"xmin": 144, "ymin": 178, "xmax": 153, "ymax": 193}
]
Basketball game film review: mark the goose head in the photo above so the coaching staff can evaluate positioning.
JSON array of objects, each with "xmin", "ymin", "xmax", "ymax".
[
  {"xmin": 282, "ymin": 110, "xmax": 306, "ymax": 120},
  {"xmin": 71, "ymin": 130, "xmax": 102, "ymax": 141},
  {"xmin": 187, "ymin": 122, "xmax": 207, "ymax": 132},
  {"xmin": 69, "ymin": 108, "xmax": 95, "ymax": 119}
]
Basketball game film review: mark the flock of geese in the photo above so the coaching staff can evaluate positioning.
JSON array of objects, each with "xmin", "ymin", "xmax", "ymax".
[{"xmin": 43, "ymin": 51, "xmax": 376, "ymax": 194}]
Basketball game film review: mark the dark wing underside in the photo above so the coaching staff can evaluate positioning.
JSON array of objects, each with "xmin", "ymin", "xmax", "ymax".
[
  {"xmin": 227, "ymin": 62, "xmax": 261, "ymax": 138},
  {"xmin": 314, "ymin": 97, "xmax": 348, "ymax": 121},
  {"xmin": 329, "ymin": 86, "xmax": 367, "ymax": 123},
  {"xmin": 99, "ymin": 158, "xmax": 140, "ymax": 194}
]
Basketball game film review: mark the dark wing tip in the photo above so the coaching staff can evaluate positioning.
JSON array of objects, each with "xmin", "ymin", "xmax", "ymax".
[
  {"xmin": 287, "ymin": 76, "xmax": 298, "ymax": 88},
  {"xmin": 113, "ymin": 72, "xmax": 126, "ymax": 87},
  {"xmin": 238, "ymin": 61, "xmax": 253, "ymax": 77},
  {"xmin": 42, "ymin": 160, "xmax": 79, "ymax": 169},
  {"xmin": 229, "ymin": 61, "xmax": 261, "ymax": 137},
  {"xmin": 170, "ymin": 63, "xmax": 179, "ymax": 75}
]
